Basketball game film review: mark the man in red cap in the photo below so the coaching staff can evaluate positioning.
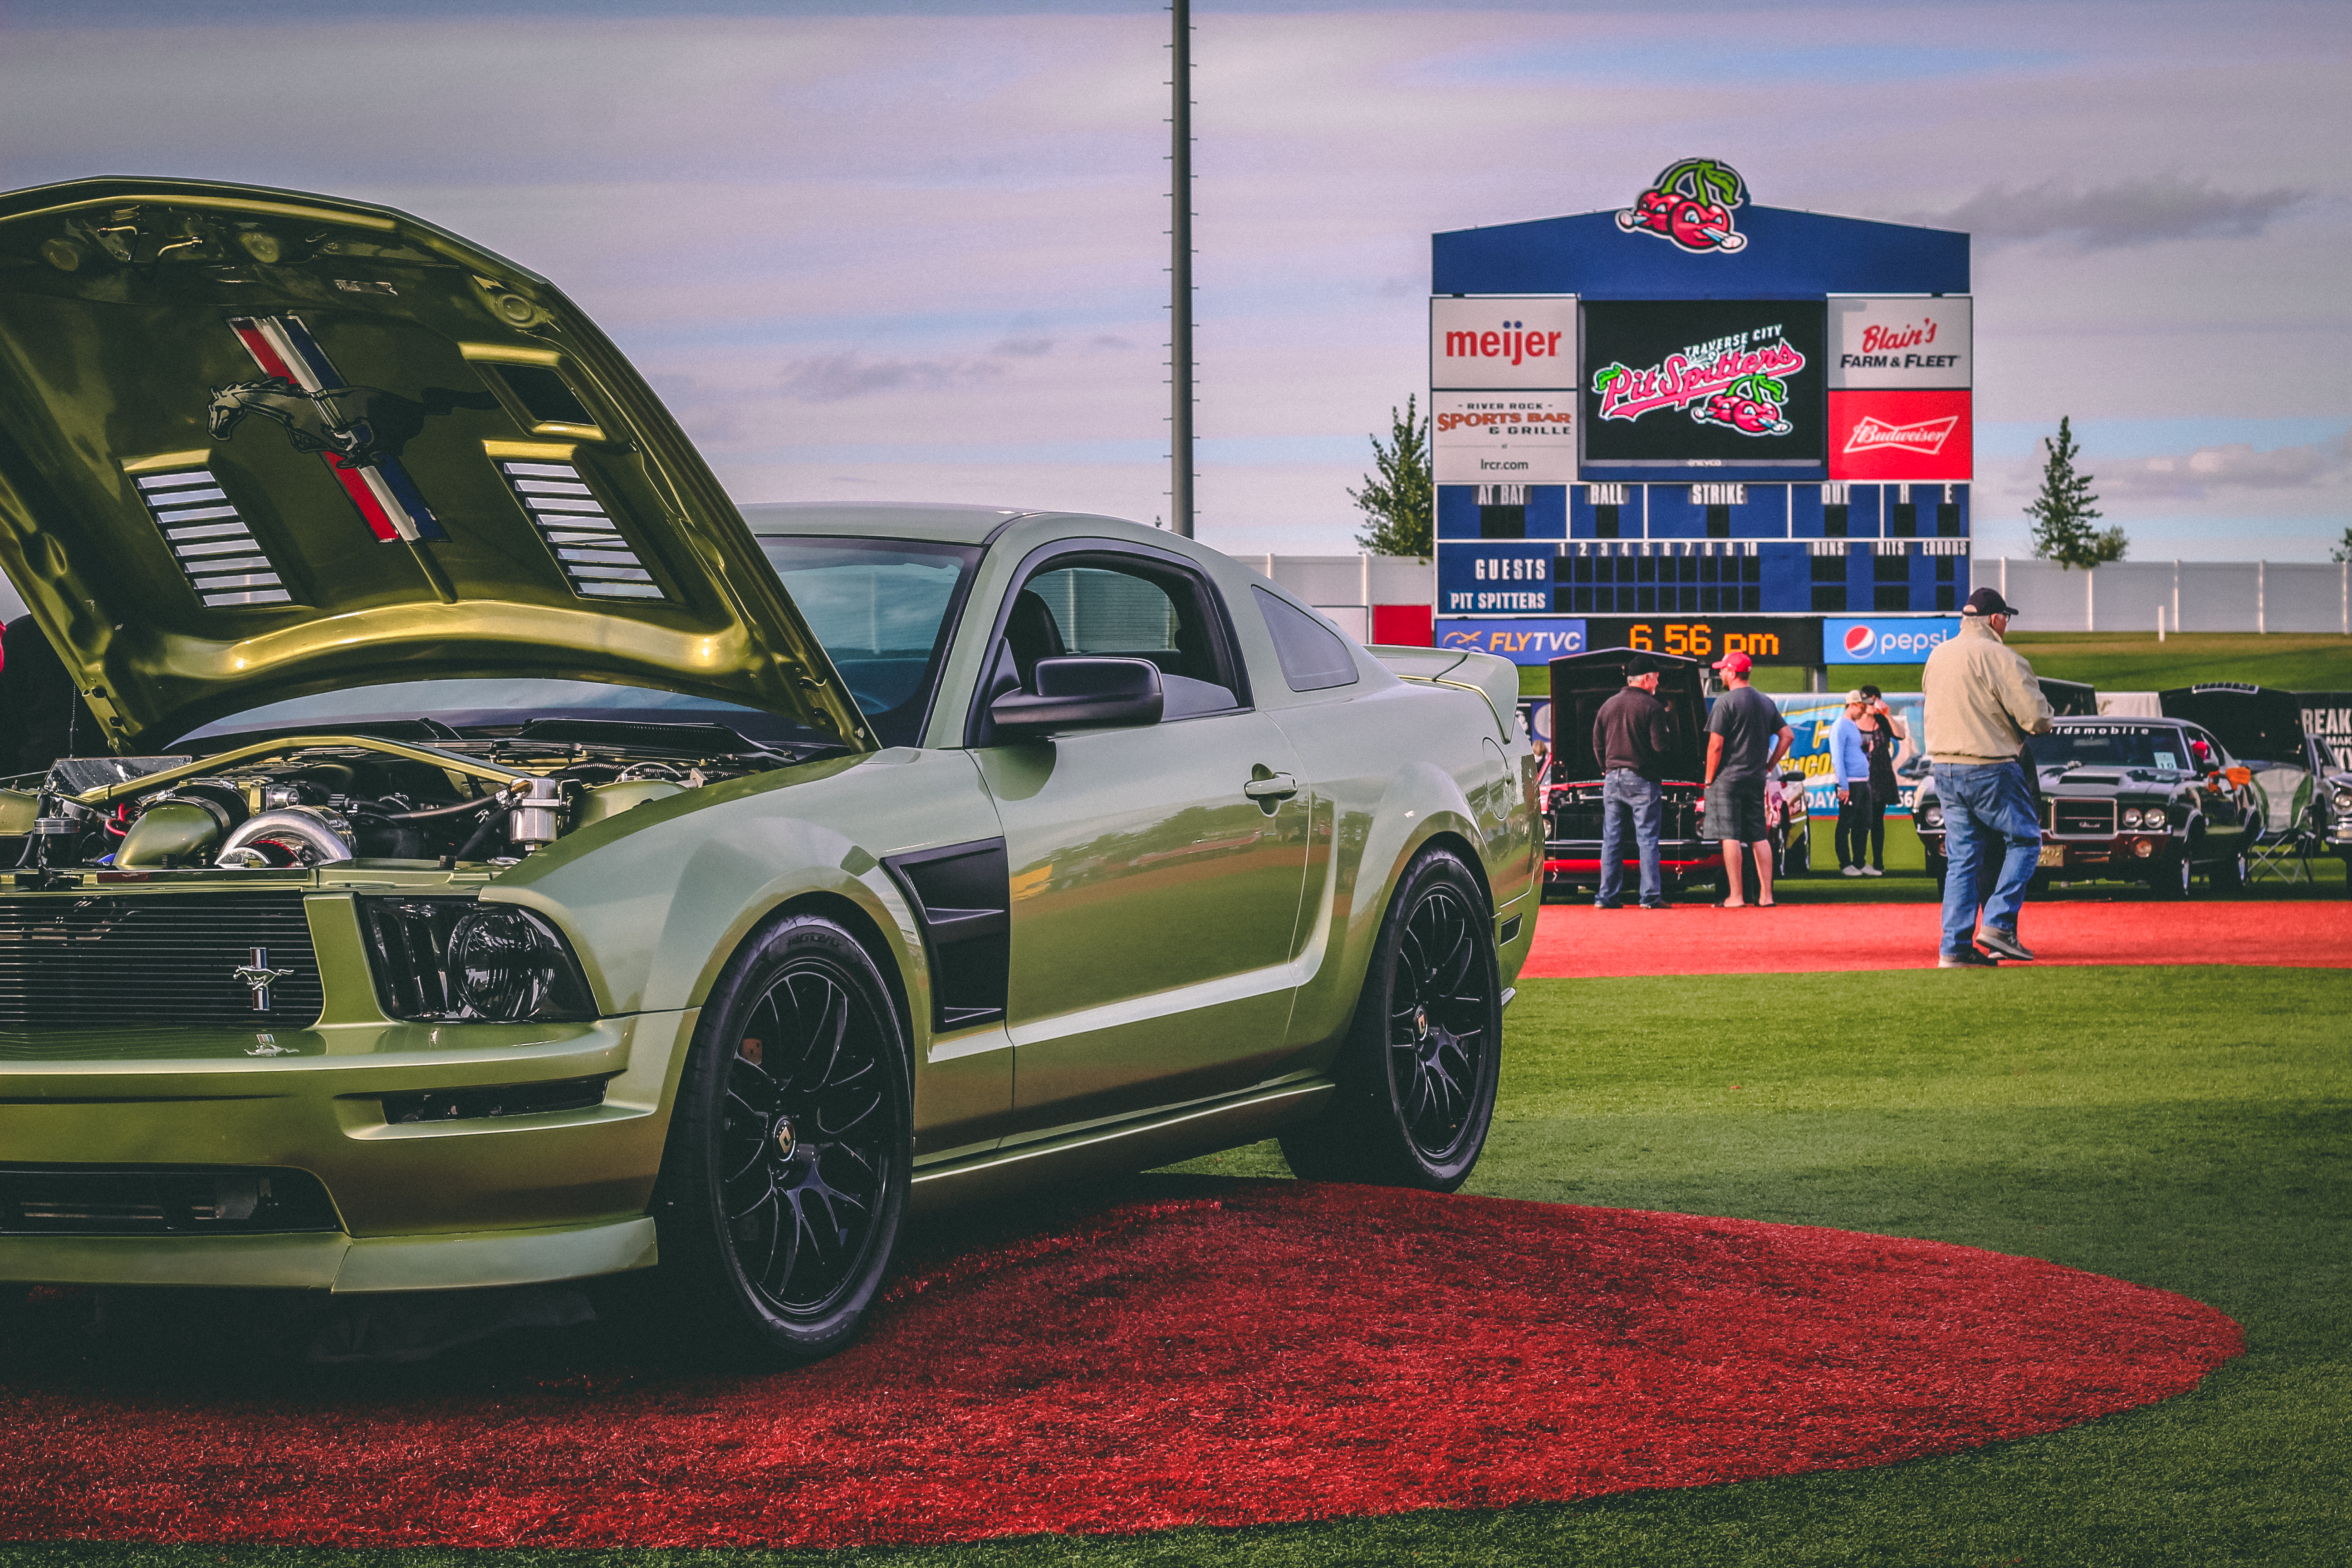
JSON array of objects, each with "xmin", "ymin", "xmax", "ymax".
[{"xmin": 1701, "ymin": 649, "xmax": 1794, "ymax": 907}]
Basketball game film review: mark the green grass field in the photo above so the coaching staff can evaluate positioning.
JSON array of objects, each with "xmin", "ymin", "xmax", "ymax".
[
  {"xmin": 1516, "ymin": 631, "xmax": 2352, "ymax": 698},
  {"xmin": 10, "ymin": 966, "xmax": 2345, "ymax": 1568}
]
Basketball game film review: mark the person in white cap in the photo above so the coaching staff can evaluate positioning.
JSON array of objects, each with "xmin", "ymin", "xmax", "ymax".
[
  {"xmin": 1922, "ymin": 587, "xmax": 2053, "ymax": 967},
  {"xmin": 1702, "ymin": 649, "xmax": 1794, "ymax": 907}
]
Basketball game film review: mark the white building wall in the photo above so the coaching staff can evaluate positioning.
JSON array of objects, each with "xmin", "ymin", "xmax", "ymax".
[{"xmin": 1983, "ymin": 559, "xmax": 2349, "ymax": 634}]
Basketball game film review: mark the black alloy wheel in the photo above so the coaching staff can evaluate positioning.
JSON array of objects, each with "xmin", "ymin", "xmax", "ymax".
[
  {"xmin": 654, "ymin": 912, "xmax": 910, "ymax": 1363},
  {"xmin": 1279, "ymin": 848, "xmax": 1501, "ymax": 1191}
]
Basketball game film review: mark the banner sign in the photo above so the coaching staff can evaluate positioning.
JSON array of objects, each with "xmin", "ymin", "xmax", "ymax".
[
  {"xmin": 1433, "ymin": 391, "xmax": 1577, "ymax": 483},
  {"xmin": 1827, "ymin": 298, "xmax": 1971, "ymax": 388},
  {"xmin": 1615, "ymin": 158, "xmax": 1750, "ymax": 255},
  {"xmin": 1825, "ymin": 616, "xmax": 1961, "ymax": 663},
  {"xmin": 2298, "ymin": 692, "xmax": 2352, "ymax": 763},
  {"xmin": 1774, "ymin": 692, "xmax": 1926, "ymax": 815},
  {"xmin": 1437, "ymin": 542, "xmax": 1556, "ymax": 615},
  {"xmin": 1580, "ymin": 299, "xmax": 1828, "ymax": 468},
  {"xmin": 1583, "ymin": 614, "xmax": 1824, "ymax": 666},
  {"xmin": 1436, "ymin": 617, "xmax": 1588, "ymax": 665},
  {"xmin": 1431, "ymin": 297, "xmax": 1579, "ymax": 391}
]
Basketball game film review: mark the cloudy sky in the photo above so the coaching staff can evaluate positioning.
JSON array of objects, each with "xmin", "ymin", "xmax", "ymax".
[{"xmin": 3, "ymin": 0, "xmax": 2347, "ymax": 562}]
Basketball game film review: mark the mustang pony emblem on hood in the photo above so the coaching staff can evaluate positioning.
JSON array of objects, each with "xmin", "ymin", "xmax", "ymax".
[
  {"xmin": 210, "ymin": 313, "xmax": 492, "ymax": 545},
  {"xmin": 207, "ymin": 376, "xmax": 493, "ymax": 472}
]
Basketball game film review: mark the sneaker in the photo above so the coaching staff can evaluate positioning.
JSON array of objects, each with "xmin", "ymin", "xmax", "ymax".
[
  {"xmin": 1939, "ymin": 947, "xmax": 2000, "ymax": 969},
  {"xmin": 1639, "ymin": 900, "xmax": 1671, "ymax": 910},
  {"xmin": 1978, "ymin": 926, "xmax": 2036, "ymax": 962},
  {"xmin": 1841, "ymin": 865, "xmax": 1865, "ymax": 877},
  {"xmin": 1594, "ymin": 900, "xmax": 1622, "ymax": 910},
  {"xmin": 1860, "ymin": 866, "xmax": 1885, "ymax": 877}
]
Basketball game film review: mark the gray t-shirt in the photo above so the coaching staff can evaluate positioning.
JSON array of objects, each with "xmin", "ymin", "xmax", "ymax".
[{"xmin": 1706, "ymin": 685, "xmax": 1785, "ymax": 782}]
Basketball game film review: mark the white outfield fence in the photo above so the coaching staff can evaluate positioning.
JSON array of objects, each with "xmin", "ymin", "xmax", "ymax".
[{"xmin": 1984, "ymin": 559, "xmax": 2352, "ymax": 635}]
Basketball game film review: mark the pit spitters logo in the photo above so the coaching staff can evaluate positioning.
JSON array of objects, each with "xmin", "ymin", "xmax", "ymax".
[
  {"xmin": 1591, "ymin": 329, "xmax": 1805, "ymax": 439},
  {"xmin": 1616, "ymin": 158, "xmax": 1749, "ymax": 255}
]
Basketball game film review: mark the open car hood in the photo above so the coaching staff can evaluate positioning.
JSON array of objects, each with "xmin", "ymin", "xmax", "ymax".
[
  {"xmin": 0, "ymin": 176, "xmax": 870, "ymax": 750},
  {"xmin": 1548, "ymin": 648, "xmax": 1708, "ymax": 782},
  {"xmin": 2159, "ymin": 683, "xmax": 2307, "ymax": 767}
]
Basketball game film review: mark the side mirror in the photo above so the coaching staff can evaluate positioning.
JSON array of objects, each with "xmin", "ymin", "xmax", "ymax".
[{"xmin": 990, "ymin": 657, "xmax": 1164, "ymax": 737}]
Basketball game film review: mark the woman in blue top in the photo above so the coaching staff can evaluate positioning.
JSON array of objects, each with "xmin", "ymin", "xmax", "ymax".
[{"xmin": 1829, "ymin": 691, "xmax": 1876, "ymax": 875}]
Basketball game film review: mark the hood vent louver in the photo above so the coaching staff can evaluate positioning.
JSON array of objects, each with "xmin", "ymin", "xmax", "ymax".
[
  {"xmin": 501, "ymin": 461, "xmax": 667, "ymax": 602},
  {"xmin": 136, "ymin": 468, "xmax": 293, "ymax": 608}
]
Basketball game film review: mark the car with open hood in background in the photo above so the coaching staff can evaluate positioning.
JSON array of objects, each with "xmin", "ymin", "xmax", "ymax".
[
  {"xmin": 1540, "ymin": 648, "xmax": 1808, "ymax": 901},
  {"xmin": 2159, "ymin": 682, "xmax": 2348, "ymax": 885},
  {"xmin": 0, "ymin": 177, "xmax": 1538, "ymax": 1363}
]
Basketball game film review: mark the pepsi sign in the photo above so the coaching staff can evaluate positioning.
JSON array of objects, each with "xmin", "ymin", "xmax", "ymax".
[{"xmin": 1828, "ymin": 617, "xmax": 1960, "ymax": 664}]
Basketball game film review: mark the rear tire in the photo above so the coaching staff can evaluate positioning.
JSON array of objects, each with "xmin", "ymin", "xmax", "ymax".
[
  {"xmin": 1279, "ymin": 848, "xmax": 1501, "ymax": 1191},
  {"xmin": 652, "ymin": 912, "xmax": 911, "ymax": 1365}
]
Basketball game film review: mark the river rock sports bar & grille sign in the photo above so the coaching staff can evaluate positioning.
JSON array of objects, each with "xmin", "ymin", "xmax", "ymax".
[{"xmin": 1431, "ymin": 161, "xmax": 1975, "ymax": 665}]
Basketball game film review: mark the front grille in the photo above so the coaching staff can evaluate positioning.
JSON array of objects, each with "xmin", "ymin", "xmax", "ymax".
[
  {"xmin": 0, "ymin": 893, "xmax": 322, "ymax": 1030},
  {"xmin": 1550, "ymin": 798, "xmax": 1705, "ymax": 845},
  {"xmin": 0, "ymin": 1165, "xmax": 339, "ymax": 1235},
  {"xmin": 2047, "ymin": 799, "xmax": 2117, "ymax": 838}
]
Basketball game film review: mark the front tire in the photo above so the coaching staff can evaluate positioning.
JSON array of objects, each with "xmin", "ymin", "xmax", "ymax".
[
  {"xmin": 652, "ymin": 912, "xmax": 911, "ymax": 1364},
  {"xmin": 2150, "ymin": 852, "xmax": 2193, "ymax": 897},
  {"xmin": 1279, "ymin": 848, "xmax": 1501, "ymax": 1191},
  {"xmin": 2211, "ymin": 848, "xmax": 2248, "ymax": 892}
]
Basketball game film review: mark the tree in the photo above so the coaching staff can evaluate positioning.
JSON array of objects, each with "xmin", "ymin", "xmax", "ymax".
[
  {"xmin": 2025, "ymin": 416, "xmax": 2126, "ymax": 568},
  {"xmin": 2331, "ymin": 527, "xmax": 2352, "ymax": 564},
  {"xmin": 1349, "ymin": 397, "xmax": 1432, "ymax": 558}
]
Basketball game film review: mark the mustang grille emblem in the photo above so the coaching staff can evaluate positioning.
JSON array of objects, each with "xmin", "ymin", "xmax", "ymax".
[{"xmin": 233, "ymin": 947, "xmax": 297, "ymax": 1012}]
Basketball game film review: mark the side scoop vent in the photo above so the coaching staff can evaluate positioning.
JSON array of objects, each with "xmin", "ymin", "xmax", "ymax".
[
  {"xmin": 501, "ymin": 460, "xmax": 667, "ymax": 601},
  {"xmin": 135, "ymin": 468, "xmax": 293, "ymax": 608}
]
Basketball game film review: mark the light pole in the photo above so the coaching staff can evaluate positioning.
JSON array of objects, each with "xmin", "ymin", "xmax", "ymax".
[{"xmin": 1169, "ymin": 0, "xmax": 1194, "ymax": 537}]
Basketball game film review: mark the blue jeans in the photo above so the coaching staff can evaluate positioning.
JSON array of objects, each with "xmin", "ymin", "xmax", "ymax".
[
  {"xmin": 1598, "ymin": 769, "xmax": 1664, "ymax": 906},
  {"xmin": 1934, "ymin": 761, "xmax": 2042, "ymax": 955}
]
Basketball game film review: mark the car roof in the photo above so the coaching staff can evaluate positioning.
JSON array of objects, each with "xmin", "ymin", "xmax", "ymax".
[{"xmin": 739, "ymin": 500, "xmax": 1152, "ymax": 548}]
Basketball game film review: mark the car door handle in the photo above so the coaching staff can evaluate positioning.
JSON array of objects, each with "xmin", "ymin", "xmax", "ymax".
[{"xmin": 1242, "ymin": 772, "xmax": 1299, "ymax": 802}]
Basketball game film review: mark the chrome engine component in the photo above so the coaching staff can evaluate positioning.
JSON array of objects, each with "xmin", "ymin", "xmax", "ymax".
[
  {"xmin": 506, "ymin": 776, "xmax": 568, "ymax": 850},
  {"xmin": 216, "ymin": 806, "xmax": 360, "ymax": 868}
]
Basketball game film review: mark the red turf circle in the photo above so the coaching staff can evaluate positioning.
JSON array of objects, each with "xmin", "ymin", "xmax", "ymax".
[{"xmin": 0, "ymin": 1182, "xmax": 2241, "ymax": 1548}]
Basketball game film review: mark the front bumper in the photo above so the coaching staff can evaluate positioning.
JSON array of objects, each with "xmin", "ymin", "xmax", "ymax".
[
  {"xmin": 0, "ymin": 1009, "xmax": 693, "ymax": 1292},
  {"xmin": 1920, "ymin": 828, "xmax": 2177, "ymax": 873}
]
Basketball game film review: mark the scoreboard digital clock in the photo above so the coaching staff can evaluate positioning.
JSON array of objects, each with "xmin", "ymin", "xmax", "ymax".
[{"xmin": 1582, "ymin": 615, "xmax": 1824, "ymax": 666}]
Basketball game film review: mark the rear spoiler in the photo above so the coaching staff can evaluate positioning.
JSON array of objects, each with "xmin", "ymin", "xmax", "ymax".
[{"xmin": 1372, "ymin": 646, "xmax": 1520, "ymax": 741}]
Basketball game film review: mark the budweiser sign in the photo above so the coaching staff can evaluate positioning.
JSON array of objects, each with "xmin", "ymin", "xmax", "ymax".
[{"xmin": 1843, "ymin": 414, "xmax": 1958, "ymax": 456}]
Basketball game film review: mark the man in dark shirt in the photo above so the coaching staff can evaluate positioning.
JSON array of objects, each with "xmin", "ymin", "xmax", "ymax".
[
  {"xmin": 1591, "ymin": 652, "xmax": 1674, "ymax": 909},
  {"xmin": 1703, "ymin": 650, "xmax": 1795, "ymax": 908}
]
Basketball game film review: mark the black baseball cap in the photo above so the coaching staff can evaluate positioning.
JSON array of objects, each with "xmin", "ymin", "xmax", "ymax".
[
  {"xmin": 1961, "ymin": 587, "xmax": 2020, "ymax": 618},
  {"xmin": 1625, "ymin": 652, "xmax": 1661, "ymax": 676}
]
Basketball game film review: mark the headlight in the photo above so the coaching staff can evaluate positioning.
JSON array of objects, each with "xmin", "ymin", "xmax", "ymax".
[
  {"xmin": 1920, "ymin": 805, "xmax": 1943, "ymax": 828},
  {"xmin": 360, "ymin": 898, "xmax": 598, "ymax": 1022},
  {"xmin": 2121, "ymin": 807, "xmax": 2143, "ymax": 828},
  {"xmin": 2334, "ymin": 788, "xmax": 2352, "ymax": 812}
]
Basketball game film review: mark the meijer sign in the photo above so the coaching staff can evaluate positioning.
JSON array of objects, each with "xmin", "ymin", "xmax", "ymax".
[{"xmin": 1431, "ymin": 297, "xmax": 1579, "ymax": 391}]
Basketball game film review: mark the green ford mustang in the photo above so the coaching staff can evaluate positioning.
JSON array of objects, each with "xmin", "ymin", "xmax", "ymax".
[{"xmin": 0, "ymin": 178, "xmax": 1537, "ymax": 1361}]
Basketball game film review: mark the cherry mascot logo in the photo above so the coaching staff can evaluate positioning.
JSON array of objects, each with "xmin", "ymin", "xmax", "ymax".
[
  {"xmin": 1617, "ymin": 158, "xmax": 1749, "ymax": 255},
  {"xmin": 1843, "ymin": 624, "xmax": 1876, "ymax": 658}
]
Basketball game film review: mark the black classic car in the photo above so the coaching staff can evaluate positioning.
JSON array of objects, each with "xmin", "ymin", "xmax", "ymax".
[
  {"xmin": 1542, "ymin": 648, "xmax": 1808, "ymax": 900},
  {"xmin": 2160, "ymin": 683, "xmax": 2347, "ymax": 885},
  {"xmin": 1916, "ymin": 715, "xmax": 2259, "ymax": 896}
]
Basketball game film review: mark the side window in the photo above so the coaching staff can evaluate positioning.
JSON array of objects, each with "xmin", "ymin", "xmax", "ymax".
[
  {"xmin": 977, "ymin": 553, "xmax": 1246, "ymax": 737},
  {"xmin": 1251, "ymin": 585, "xmax": 1359, "ymax": 693}
]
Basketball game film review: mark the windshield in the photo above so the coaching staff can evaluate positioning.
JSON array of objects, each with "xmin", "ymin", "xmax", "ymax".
[
  {"xmin": 2027, "ymin": 726, "xmax": 2196, "ymax": 772},
  {"xmin": 756, "ymin": 534, "xmax": 980, "ymax": 747},
  {"xmin": 175, "ymin": 677, "xmax": 824, "ymax": 752}
]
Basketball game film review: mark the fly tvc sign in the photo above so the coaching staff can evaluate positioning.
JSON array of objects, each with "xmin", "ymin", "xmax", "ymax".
[{"xmin": 1430, "ymin": 297, "xmax": 1578, "ymax": 484}]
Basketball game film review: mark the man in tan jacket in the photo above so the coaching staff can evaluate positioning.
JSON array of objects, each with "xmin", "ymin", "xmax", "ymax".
[{"xmin": 1923, "ymin": 588, "xmax": 2053, "ymax": 967}]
